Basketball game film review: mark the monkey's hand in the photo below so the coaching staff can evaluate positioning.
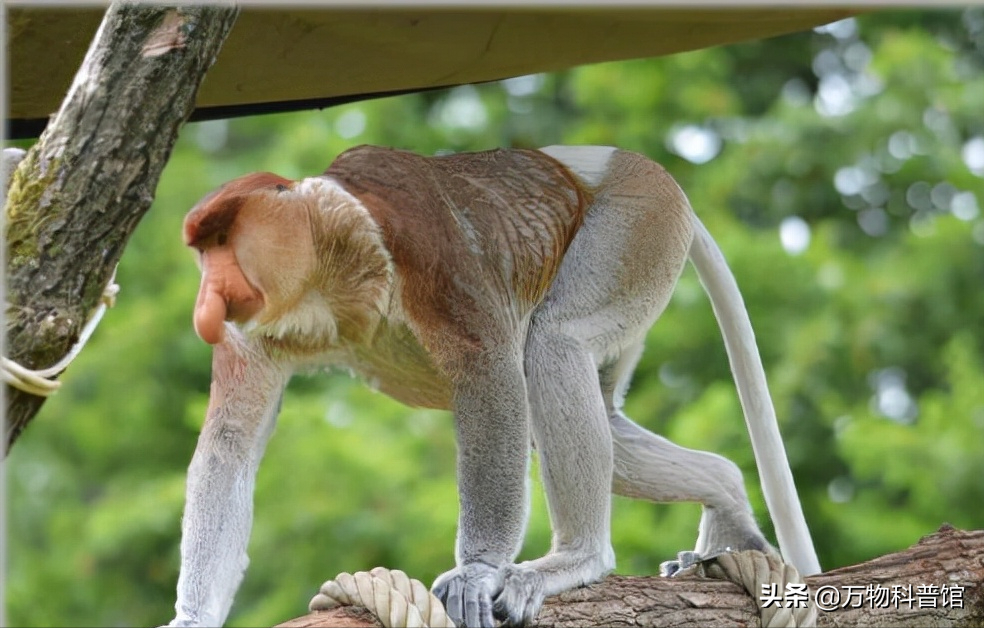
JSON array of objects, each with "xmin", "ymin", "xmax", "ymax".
[
  {"xmin": 432, "ymin": 562, "xmax": 505, "ymax": 627},
  {"xmin": 491, "ymin": 564, "xmax": 547, "ymax": 627},
  {"xmin": 433, "ymin": 562, "xmax": 566, "ymax": 627}
]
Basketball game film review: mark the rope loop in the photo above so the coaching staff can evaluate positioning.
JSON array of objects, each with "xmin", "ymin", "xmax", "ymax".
[
  {"xmin": 702, "ymin": 550, "xmax": 818, "ymax": 628},
  {"xmin": 2, "ymin": 273, "xmax": 120, "ymax": 397},
  {"xmin": 310, "ymin": 567, "xmax": 456, "ymax": 628}
]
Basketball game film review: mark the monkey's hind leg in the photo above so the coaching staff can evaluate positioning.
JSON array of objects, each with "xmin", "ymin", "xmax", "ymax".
[{"xmin": 600, "ymin": 347, "xmax": 775, "ymax": 575}]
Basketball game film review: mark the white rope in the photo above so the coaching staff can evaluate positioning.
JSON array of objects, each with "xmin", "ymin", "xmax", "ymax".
[
  {"xmin": 702, "ymin": 550, "xmax": 818, "ymax": 628},
  {"xmin": 2, "ymin": 273, "xmax": 120, "ymax": 397},
  {"xmin": 309, "ymin": 567, "xmax": 456, "ymax": 628}
]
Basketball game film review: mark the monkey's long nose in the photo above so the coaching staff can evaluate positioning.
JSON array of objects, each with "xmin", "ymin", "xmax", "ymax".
[{"xmin": 194, "ymin": 280, "xmax": 227, "ymax": 345}]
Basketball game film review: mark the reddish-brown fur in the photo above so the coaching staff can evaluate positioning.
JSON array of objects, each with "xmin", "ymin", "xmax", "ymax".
[
  {"xmin": 324, "ymin": 145, "xmax": 590, "ymax": 369},
  {"xmin": 184, "ymin": 172, "xmax": 293, "ymax": 247}
]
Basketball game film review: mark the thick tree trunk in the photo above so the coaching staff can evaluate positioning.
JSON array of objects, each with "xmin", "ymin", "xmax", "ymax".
[
  {"xmin": 3, "ymin": 3, "xmax": 239, "ymax": 451},
  {"xmin": 277, "ymin": 526, "xmax": 984, "ymax": 627}
]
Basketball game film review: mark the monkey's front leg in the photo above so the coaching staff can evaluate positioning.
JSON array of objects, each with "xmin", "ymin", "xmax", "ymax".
[
  {"xmin": 431, "ymin": 349, "xmax": 532, "ymax": 628},
  {"xmin": 489, "ymin": 325, "xmax": 616, "ymax": 627},
  {"xmin": 169, "ymin": 331, "xmax": 290, "ymax": 627}
]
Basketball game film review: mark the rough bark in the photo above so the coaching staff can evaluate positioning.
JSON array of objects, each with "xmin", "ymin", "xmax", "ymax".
[
  {"xmin": 276, "ymin": 525, "xmax": 984, "ymax": 627},
  {"xmin": 3, "ymin": 3, "xmax": 240, "ymax": 451}
]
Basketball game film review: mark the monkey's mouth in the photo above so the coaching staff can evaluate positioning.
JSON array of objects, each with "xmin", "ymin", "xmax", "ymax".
[{"xmin": 226, "ymin": 293, "xmax": 264, "ymax": 325}]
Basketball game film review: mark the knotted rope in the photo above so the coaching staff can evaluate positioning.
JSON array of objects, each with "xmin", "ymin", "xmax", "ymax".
[
  {"xmin": 310, "ymin": 567, "xmax": 456, "ymax": 628},
  {"xmin": 696, "ymin": 549, "xmax": 818, "ymax": 627}
]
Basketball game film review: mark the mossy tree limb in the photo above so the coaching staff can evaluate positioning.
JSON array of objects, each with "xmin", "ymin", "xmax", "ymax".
[{"xmin": 3, "ymin": 3, "xmax": 240, "ymax": 451}]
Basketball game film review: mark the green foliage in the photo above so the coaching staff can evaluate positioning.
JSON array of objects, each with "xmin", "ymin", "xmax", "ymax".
[{"xmin": 7, "ymin": 9, "xmax": 983, "ymax": 627}]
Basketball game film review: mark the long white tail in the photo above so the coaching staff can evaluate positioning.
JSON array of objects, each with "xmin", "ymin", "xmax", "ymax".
[{"xmin": 688, "ymin": 215, "xmax": 821, "ymax": 576}]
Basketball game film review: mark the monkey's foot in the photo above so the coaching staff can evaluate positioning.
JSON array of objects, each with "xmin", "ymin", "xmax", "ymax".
[
  {"xmin": 432, "ymin": 561, "xmax": 503, "ymax": 628},
  {"xmin": 659, "ymin": 549, "xmax": 742, "ymax": 577},
  {"xmin": 490, "ymin": 549, "xmax": 613, "ymax": 626},
  {"xmin": 659, "ymin": 550, "xmax": 703, "ymax": 577},
  {"xmin": 660, "ymin": 540, "xmax": 780, "ymax": 577},
  {"xmin": 493, "ymin": 565, "xmax": 546, "ymax": 627},
  {"xmin": 681, "ymin": 505, "xmax": 775, "ymax": 575}
]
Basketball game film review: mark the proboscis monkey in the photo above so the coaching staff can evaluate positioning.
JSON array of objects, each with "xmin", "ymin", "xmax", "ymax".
[{"xmin": 169, "ymin": 144, "xmax": 820, "ymax": 627}]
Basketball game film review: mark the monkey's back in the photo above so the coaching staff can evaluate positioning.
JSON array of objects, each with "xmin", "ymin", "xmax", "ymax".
[{"xmin": 324, "ymin": 145, "xmax": 589, "ymax": 351}]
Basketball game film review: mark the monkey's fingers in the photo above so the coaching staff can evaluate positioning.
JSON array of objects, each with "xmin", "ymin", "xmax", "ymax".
[{"xmin": 432, "ymin": 563, "xmax": 502, "ymax": 627}]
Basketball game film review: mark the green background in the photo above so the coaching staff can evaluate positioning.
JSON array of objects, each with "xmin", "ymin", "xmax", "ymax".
[{"xmin": 6, "ymin": 9, "xmax": 984, "ymax": 627}]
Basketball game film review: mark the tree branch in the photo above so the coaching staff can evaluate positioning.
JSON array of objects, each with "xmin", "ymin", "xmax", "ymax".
[
  {"xmin": 276, "ymin": 526, "xmax": 984, "ymax": 627},
  {"xmin": 3, "ymin": 3, "xmax": 239, "ymax": 451}
]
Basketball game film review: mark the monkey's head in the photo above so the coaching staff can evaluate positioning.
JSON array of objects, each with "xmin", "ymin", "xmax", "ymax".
[{"xmin": 183, "ymin": 172, "xmax": 316, "ymax": 345}]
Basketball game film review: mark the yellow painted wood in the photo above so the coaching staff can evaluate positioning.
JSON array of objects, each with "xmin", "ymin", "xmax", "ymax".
[{"xmin": 8, "ymin": 7, "xmax": 859, "ymax": 122}]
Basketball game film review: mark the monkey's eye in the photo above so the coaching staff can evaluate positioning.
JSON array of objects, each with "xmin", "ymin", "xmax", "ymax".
[
  {"xmin": 217, "ymin": 232, "xmax": 228, "ymax": 246},
  {"xmin": 276, "ymin": 184, "xmax": 288, "ymax": 192}
]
